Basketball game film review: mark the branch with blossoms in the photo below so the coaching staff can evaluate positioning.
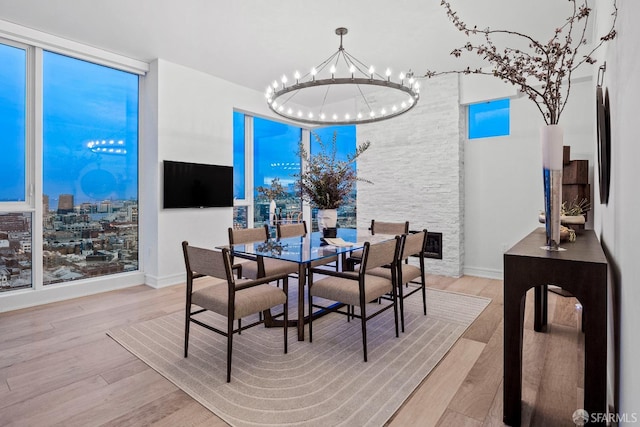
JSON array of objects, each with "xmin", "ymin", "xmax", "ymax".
[{"xmin": 425, "ymin": 0, "xmax": 617, "ymax": 125}]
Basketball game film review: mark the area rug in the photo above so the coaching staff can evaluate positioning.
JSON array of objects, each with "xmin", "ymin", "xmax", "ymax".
[{"xmin": 107, "ymin": 288, "xmax": 490, "ymax": 427}]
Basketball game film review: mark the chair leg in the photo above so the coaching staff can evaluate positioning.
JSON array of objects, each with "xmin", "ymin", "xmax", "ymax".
[
  {"xmin": 184, "ymin": 312, "xmax": 190, "ymax": 358},
  {"xmin": 308, "ymin": 292, "xmax": 313, "ymax": 343},
  {"xmin": 227, "ymin": 318, "xmax": 233, "ymax": 383},
  {"xmin": 393, "ymin": 287, "xmax": 400, "ymax": 338},
  {"xmin": 360, "ymin": 302, "xmax": 368, "ymax": 362},
  {"xmin": 421, "ymin": 276, "xmax": 427, "ymax": 316},
  {"xmin": 398, "ymin": 282, "xmax": 406, "ymax": 333},
  {"xmin": 283, "ymin": 303, "xmax": 288, "ymax": 354}
]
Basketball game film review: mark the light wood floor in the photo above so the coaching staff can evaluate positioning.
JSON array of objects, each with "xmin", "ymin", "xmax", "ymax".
[{"xmin": 0, "ymin": 275, "xmax": 584, "ymax": 426}]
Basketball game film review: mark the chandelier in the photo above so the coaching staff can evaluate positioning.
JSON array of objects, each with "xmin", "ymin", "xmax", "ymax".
[{"xmin": 265, "ymin": 27, "xmax": 420, "ymax": 126}]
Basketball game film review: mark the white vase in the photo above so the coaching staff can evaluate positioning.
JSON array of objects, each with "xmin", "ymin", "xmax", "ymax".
[
  {"xmin": 316, "ymin": 208, "xmax": 337, "ymax": 233},
  {"xmin": 541, "ymin": 125, "xmax": 564, "ymax": 251},
  {"xmin": 269, "ymin": 199, "xmax": 277, "ymax": 226}
]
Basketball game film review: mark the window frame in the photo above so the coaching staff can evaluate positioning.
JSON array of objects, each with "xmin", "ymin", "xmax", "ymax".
[{"xmin": 0, "ymin": 25, "xmax": 145, "ymax": 294}]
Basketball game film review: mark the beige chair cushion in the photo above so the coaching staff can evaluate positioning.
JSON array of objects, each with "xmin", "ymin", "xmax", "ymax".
[
  {"xmin": 237, "ymin": 257, "xmax": 299, "ymax": 279},
  {"xmin": 192, "ymin": 281, "xmax": 286, "ymax": 320},
  {"xmin": 310, "ymin": 274, "xmax": 392, "ymax": 306},
  {"xmin": 369, "ymin": 264, "xmax": 421, "ymax": 284}
]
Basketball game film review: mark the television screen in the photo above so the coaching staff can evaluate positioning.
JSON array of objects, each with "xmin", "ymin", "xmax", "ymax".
[{"xmin": 163, "ymin": 160, "xmax": 233, "ymax": 208}]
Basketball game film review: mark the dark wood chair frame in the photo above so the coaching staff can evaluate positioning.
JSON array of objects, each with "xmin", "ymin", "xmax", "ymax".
[
  {"xmin": 182, "ymin": 241, "xmax": 289, "ymax": 382},
  {"xmin": 345, "ymin": 219, "xmax": 410, "ymax": 271},
  {"xmin": 307, "ymin": 236, "xmax": 401, "ymax": 362}
]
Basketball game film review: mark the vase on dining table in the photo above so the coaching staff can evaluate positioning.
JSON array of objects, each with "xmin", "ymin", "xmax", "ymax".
[
  {"xmin": 269, "ymin": 199, "xmax": 277, "ymax": 226},
  {"xmin": 317, "ymin": 208, "xmax": 338, "ymax": 236},
  {"xmin": 541, "ymin": 124, "xmax": 564, "ymax": 251}
]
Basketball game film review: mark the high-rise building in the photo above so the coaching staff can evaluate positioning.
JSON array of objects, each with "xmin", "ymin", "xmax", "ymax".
[
  {"xmin": 43, "ymin": 194, "xmax": 49, "ymax": 214},
  {"xmin": 57, "ymin": 194, "xmax": 74, "ymax": 213}
]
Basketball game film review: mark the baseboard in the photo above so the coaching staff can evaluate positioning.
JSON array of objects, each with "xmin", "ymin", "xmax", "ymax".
[
  {"xmin": 145, "ymin": 272, "xmax": 185, "ymax": 289},
  {"xmin": 463, "ymin": 265, "xmax": 503, "ymax": 280},
  {"xmin": 0, "ymin": 272, "xmax": 145, "ymax": 313}
]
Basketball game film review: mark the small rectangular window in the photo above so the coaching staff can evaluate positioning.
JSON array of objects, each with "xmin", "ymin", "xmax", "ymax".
[{"xmin": 468, "ymin": 98, "xmax": 510, "ymax": 139}]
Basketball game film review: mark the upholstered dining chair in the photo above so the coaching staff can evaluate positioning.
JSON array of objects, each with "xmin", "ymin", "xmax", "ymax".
[
  {"xmin": 181, "ymin": 241, "xmax": 288, "ymax": 382},
  {"xmin": 228, "ymin": 225, "xmax": 298, "ymax": 280},
  {"xmin": 345, "ymin": 219, "xmax": 410, "ymax": 271},
  {"xmin": 307, "ymin": 236, "xmax": 402, "ymax": 362},
  {"xmin": 368, "ymin": 230, "xmax": 428, "ymax": 332}
]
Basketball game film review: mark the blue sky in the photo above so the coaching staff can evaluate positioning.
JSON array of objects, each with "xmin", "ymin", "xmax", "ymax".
[
  {"xmin": 0, "ymin": 43, "xmax": 26, "ymax": 201},
  {"xmin": 43, "ymin": 51, "xmax": 139, "ymax": 204},
  {"xmin": 0, "ymin": 43, "xmax": 138, "ymax": 205}
]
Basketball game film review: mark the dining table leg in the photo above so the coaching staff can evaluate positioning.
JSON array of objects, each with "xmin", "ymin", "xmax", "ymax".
[{"xmin": 297, "ymin": 262, "xmax": 307, "ymax": 341}]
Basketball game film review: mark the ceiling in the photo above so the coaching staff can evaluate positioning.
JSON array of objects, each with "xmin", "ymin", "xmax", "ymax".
[{"xmin": 0, "ymin": 0, "xmax": 583, "ymax": 94}]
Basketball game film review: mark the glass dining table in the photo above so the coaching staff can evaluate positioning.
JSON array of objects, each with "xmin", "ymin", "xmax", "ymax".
[{"xmin": 229, "ymin": 228, "xmax": 364, "ymax": 341}]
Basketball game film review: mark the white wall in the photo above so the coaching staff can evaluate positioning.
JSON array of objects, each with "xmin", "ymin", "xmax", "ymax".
[
  {"xmin": 463, "ymin": 77, "xmax": 595, "ymax": 279},
  {"xmin": 357, "ymin": 74, "xmax": 464, "ymax": 277},
  {"xmin": 143, "ymin": 59, "xmax": 276, "ymax": 287},
  {"xmin": 595, "ymin": 0, "xmax": 640, "ymax": 417}
]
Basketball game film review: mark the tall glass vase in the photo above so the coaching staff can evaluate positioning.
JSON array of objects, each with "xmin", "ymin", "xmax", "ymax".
[{"xmin": 541, "ymin": 125, "xmax": 564, "ymax": 251}]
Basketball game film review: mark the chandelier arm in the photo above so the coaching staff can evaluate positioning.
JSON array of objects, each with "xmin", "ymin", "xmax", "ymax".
[
  {"xmin": 313, "ymin": 50, "xmax": 341, "ymax": 75},
  {"xmin": 354, "ymin": 83, "xmax": 374, "ymax": 112},
  {"xmin": 342, "ymin": 50, "xmax": 382, "ymax": 79},
  {"xmin": 319, "ymin": 84, "xmax": 331, "ymax": 116}
]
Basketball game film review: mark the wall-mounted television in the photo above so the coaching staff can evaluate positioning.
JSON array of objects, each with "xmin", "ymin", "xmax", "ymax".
[{"xmin": 163, "ymin": 160, "xmax": 233, "ymax": 208}]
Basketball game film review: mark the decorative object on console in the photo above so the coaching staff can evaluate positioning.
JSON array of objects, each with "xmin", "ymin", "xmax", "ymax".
[
  {"xmin": 426, "ymin": 0, "xmax": 617, "ymax": 251},
  {"xmin": 596, "ymin": 64, "xmax": 611, "ymax": 205},
  {"xmin": 266, "ymin": 27, "xmax": 420, "ymax": 126},
  {"xmin": 294, "ymin": 131, "xmax": 371, "ymax": 233}
]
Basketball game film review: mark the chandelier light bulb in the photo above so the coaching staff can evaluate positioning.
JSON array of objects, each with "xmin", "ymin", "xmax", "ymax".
[
  {"xmin": 330, "ymin": 65, "xmax": 336, "ymax": 75},
  {"xmin": 287, "ymin": 108, "xmax": 293, "ymax": 114},
  {"xmin": 278, "ymin": 105, "xmax": 284, "ymax": 112},
  {"xmin": 272, "ymin": 80, "xmax": 278, "ymax": 89},
  {"xmin": 281, "ymin": 75, "xmax": 288, "ymax": 85},
  {"xmin": 385, "ymin": 68, "xmax": 392, "ymax": 81},
  {"xmin": 392, "ymin": 105, "xmax": 398, "ymax": 112},
  {"xmin": 399, "ymin": 72, "xmax": 405, "ymax": 81},
  {"xmin": 381, "ymin": 108, "xmax": 387, "ymax": 115},
  {"xmin": 308, "ymin": 112, "xmax": 314, "ymax": 118},
  {"xmin": 297, "ymin": 110, "xmax": 303, "ymax": 117},
  {"xmin": 320, "ymin": 113, "xmax": 326, "ymax": 120},
  {"xmin": 294, "ymin": 71, "xmax": 301, "ymax": 81},
  {"xmin": 349, "ymin": 64, "xmax": 356, "ymax": 75},
  {"xmin": 357, "ymin": 112, "xmax": 363, "ymax": 119},
  {"xmin": 272, "ymin": 101, "xmax": 278, "ymax": 108},
  {"xmin": 368, "ymin": 65, "xmax": 375, "ymax": 78},
  {"xmin": 332, "ymin": 114, "xmax": 338, "ymax": 120},
  {"xmin": 345, "ymin": 113, "xmax": 350, "ymax": 120},
  {"xmin": 409, "ymin": 77, "xmax": 415, "ymax": 85},
  {"xmin": 369, "ymin": 111, "xmax": 375, "ymax": 117}
]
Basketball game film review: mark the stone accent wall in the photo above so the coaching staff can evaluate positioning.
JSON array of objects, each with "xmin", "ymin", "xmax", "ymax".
[{"xmin": 356, "ymin": 74, "xmax": 464, "ymax": 277}]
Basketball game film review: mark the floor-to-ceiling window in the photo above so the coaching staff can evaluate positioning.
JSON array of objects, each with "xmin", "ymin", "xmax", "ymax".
[
  {"xmin": 42, "ymin": 52, "xmax": 139, "ymax": 285},
  {"xmin": 232, "ymin": 113, "xmax": 357, "ymax": 230},
  {"xmin": 0, "ymin": 35, "xmax": 141, "ymax": 293},
  {"xmin": 0, "ymin": 40, "xmax": 32, "ymax": 292}
]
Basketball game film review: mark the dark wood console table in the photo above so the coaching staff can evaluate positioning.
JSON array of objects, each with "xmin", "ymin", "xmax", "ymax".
[{"xmin": 503, "ymin": 228, "xmax": 608, "ymax": 426}]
